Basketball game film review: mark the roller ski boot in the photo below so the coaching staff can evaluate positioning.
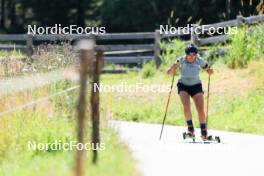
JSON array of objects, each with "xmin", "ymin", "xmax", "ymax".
[
  {"xmin": 183, "ymin": 131, "xmax": 196, "ymax": 142},
  {"xmin": 201, "ymin": 135, "xmax": 221, "ymax": 143}
]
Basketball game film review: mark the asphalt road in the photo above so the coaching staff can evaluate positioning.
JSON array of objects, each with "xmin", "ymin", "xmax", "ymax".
[{"xmin": 109, "ymin": 120, "xmax": 264, "ymax": 176}]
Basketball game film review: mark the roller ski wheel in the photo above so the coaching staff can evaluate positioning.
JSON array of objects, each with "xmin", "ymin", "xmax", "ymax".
[
  {"xmin": 215, "ymin": 136, "xmax": 221, "ymax": 143},
  {"xmin": 201, "ymin": 135, "xmax": 221, "ymax": 143},
  {"xmin": 183, "ymin": 132, "xmax": 196, "ymax": 142}
]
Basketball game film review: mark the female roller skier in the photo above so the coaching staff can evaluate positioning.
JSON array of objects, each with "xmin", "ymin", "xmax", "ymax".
[{"xmin": 166, "ymin": 44, "xmax": 214, "ymax": 140}]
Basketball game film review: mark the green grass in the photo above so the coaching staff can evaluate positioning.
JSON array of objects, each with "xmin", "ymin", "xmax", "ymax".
[
  {"xmin": 0, "ymin": 50, "xmax": 25, "ymax": 58},
  {"xmin": 1, "ymin": 21, "xmax": 264, "ymax": 175},
  {"xmin": 100, "ymin": 60, "xmax": 264, "ymax": 135},
  {"xmin": 0, "ymin": 80, "xmax": 139, "ymax": 176},
  {"xmin": 0, "ymin": 113, "xmax": 137, "ymax": 176},
  {"xmin": 224, "ymin": 24, "xmax": 264, "ymax": 68},
  {"xmin": 209, "ymin": 89, "xmax": 264, "ymax": 134}
]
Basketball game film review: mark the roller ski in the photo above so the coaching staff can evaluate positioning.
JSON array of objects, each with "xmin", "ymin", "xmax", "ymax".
[
  {"xmin": 183, "ymin": 131, "xmax": 196, "ymax": 142},
  {"xmin": 201, "ymin": 135, "xmax": 221, "ymax": 143},
  {"xmin": 183, "ymin": 120, "xmax": 196, "ymax": 142}
]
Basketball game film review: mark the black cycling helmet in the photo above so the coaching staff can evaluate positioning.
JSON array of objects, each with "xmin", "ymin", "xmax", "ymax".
[{"xmin": 185, "ymin": 44, "xmax": 198, "ymax": 55}]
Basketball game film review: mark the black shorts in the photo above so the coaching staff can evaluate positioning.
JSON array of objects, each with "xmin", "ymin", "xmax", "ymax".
[{"xmin": 177, "ymin": 82, "xmax": 204, "ymax": 97}]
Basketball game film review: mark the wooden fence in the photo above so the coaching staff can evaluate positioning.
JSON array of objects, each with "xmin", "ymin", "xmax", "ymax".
[{"xmin": 0, "ymin": 15, "xmax": 264, "ymax": 67}]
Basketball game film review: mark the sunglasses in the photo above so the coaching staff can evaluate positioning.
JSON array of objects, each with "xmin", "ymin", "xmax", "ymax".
[{"xmin": 187, "ymin": 53, "xmax": 197, "ymax": 57}]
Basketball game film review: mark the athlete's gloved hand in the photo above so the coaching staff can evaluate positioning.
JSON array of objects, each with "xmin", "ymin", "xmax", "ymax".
[
  {"xmin": 166, "ymin": 60, "xmax": 179, "ymax": 75},
  {"xmin": 207, "ymin": 68, "xmax": 214, "ymax": 75}
]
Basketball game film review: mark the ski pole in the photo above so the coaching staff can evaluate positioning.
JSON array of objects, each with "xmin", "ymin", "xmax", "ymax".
[
  {"xmin": 206, "ymin": 73, "xmax": 211, "ymax": 125},
  {"xmin": 159, "ymin": 73, "xmax": 176, "ymax": 140}
]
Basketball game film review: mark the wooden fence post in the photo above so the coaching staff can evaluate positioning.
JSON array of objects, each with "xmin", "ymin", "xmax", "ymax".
[
  {"xmin": 191, "ymin": 24, "xmax": 200, "ymax": 46},
  {"xmin": 237, "ymin": 15, "xmax": 245, "ymax": 26},
  {"xmin": 91, "ymin": 47, "xmax": 104, "ymax": 164},
  {"xmin": 154, "ymin": 29, "xmax": 161, "ymax": 69},
  {"xmin": 26, "ymin": 34, "xmax": 33, "ymax": 57},
  {"xmin": 75, "ymin": 39, "xmax": 95, "ymax": 176}
]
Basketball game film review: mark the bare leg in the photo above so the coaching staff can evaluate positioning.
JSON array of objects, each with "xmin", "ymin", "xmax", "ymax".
[
  {"xmin": 179, "ymin": 91, "xmax": 192, "ymax": 120},
  {"xmin": 192, "ymin": 93, "xmax": 206, "ymax": 124}
]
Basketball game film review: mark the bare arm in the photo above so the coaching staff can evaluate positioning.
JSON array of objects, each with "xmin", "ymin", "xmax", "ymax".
[
  {"xmin": 202, "ymin": 65, "xmax": 214, "ymax": 75},
  {"xmin": 166, "ymin": 60, "xmax": 179, "ymax": 75}
]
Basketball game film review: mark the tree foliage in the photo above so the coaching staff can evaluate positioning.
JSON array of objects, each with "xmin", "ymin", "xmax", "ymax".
[{"xmin": 0, "ymin": 0, "xmax": 263, "ymax": 33}]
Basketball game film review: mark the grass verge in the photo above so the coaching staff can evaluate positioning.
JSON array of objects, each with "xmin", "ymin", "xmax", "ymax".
[
  {"xmin": 100, "ymin": 60, "xmax": 264, "ymax": 135},
  {"xmin": 0, "ymin": 80, "xmax": 139, "ymax": 176}
]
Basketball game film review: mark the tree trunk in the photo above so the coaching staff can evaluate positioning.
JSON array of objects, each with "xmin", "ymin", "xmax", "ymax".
[
  {"xmin": 226, "ymin": 0, "xmax": 231, "ymax": 20},
  {"xmin": 77, "ymin": 0, "xmax": 85, "ymax": 27},
  {"xmin": 0, "ymin": 0, "xmax": 5, "ymax": 29},
  {"xmin": 10, "ymin": 0, "xmax": 16, "ymax": 27}
]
